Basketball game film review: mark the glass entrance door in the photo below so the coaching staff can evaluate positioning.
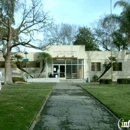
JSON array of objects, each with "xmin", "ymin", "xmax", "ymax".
[
  {"xmin": 52, "ymin": 59, "xmax": 84, "ymax": 79},
  {"xmin": 60, "ymin": 65, "xmax": 65, "ymax": 77},
  {"xmin": 53, "ymin": 65, "xmax": 65, "ymax": 78}
]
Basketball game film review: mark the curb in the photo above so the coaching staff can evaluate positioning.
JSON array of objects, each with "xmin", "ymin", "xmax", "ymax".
[{"xmin": 28, "ymin": 84, "xmax": 56, "ymax": 130}]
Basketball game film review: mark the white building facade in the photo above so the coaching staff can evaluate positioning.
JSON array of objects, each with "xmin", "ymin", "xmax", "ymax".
[
  {"xmin": 46, "ymin": 45, "xmax": 130, "ymax": 81},
  {"xmin": 0, "ymin": 45, "xmax": 130, "ymax": 81}
]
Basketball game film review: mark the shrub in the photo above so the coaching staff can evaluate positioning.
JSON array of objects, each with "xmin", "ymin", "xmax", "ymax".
[
  {"xmin": 100, "ymin": 79, "xmax": 105, "ymax": 84},
  {"xmin": 117, "ymin": 78, "xmax": 127, "ymax": 84},
  {"xmin": 105, "ymin": 79, "xmax": 112, "ymax": 84},
  {"xmin": 127, "ymin": 78, "xmax": 130, "ymax": 84},
  {"xmin": 12, "ymin": 77, "xmax": 25, "ymax": 83},
  {"xmin": 117, "ymin": 78, "xmax": 130, "ymax": 84},
  {"xmin": 100, "ymin": 79, "xmax": 112, "ymax": 84},
  {"xmin": 92, "ymin": 75, "xmax": 98, "ymax": 82}
]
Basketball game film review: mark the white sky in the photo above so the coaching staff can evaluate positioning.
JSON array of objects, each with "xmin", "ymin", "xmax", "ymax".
[{"xmin": 43, "ymin": 0, "xmax": 122, "ymax": 26}]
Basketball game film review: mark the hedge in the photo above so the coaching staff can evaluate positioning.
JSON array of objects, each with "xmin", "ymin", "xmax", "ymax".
[
  {"xmin": 100, "ymin": 79, "xmax": 112, "ymax": 84},
  {"xmin": 12, "ymin": 77, "xmax": 25, "ymax": 83},
  {"xmin": 117, "ymin": 78, "xmax": 130, "ymax": 84}
]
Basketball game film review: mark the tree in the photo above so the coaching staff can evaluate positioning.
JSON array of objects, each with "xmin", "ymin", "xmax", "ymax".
[
  {"xmin": 97, "ymin": 57, "xmax": 117, "ymax": 80},
  {"xmin": 94, "ymin": 17, "xmax": 114, "ymax": 51},
  {"xmin": 112, "ymin": 30, "xmax": 128, "ymax": 51},
  {"xmin": 94, "ymin": 12, "xmax": 130, "ymax": 51},
  {"xmin": 0, "ymin": 0, "xmax": 52, "ymax": 84},
  {"xmin": 73, "ymin": 27, "xmax": 99, "ymax": 51},
  {"xmin": 94, "ymin": 15, "xmax": 122, "ymax": 51},
  {"xmin": 114, "ymin": 0, "xmax": 130, "ymax": 40},
  {"xmin": 12, "ymin": 54, "xmax": 33, "ymax": 78},
  {"xmin": 37, "ymin": 52, "xmax": 52, "ymax": 77},
  {"xmin": 103, "ymin": 0, "xmax": 130, "ymax": 49},
  {"xmin": 46, "ymin": 23, "xmax": 78, "ymax": 45}
]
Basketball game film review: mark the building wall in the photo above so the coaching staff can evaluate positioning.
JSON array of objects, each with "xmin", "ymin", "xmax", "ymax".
[
  {"xmin": 0, "ymin": 45, "xmax": 130, "ymax": 81},
  {"xmin": 0, "ymin": 52, "xmax": 43, "ymax": 80},
  {"xmin": 46, "ymin": 45, "xmax": 86, "ymax": 59},
  {"xmin": 85, "ymin": 51, "xmax": 130, "ymax": 81},
  {"xmin": 46, "ymin": 45, "xmax": 86, "ymax": 78}
]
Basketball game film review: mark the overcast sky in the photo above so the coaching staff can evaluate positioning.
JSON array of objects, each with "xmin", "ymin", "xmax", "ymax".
[{"xmin": 43, "ymin": 0, "xmax": 122, "ymax": 26}]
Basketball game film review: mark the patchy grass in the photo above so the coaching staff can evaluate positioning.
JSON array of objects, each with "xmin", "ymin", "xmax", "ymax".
[
  {"xmin": 0, "ymin": 83, "xmax": 54, "ymax": 130},
  {"xmin": 81, "ymin": 84, "xmax": 130, "ymax": 121}
]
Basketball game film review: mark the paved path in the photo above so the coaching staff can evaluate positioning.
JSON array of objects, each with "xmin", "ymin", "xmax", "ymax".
[{"xmin": 33, "ymin": 83, "xmax": 118, "ymax": 130}]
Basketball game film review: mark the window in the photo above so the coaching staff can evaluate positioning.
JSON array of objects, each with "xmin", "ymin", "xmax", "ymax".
[
  {"xmin": 0, "ymin": 62, "xmax": 5, "ymax": 68},
  {"xmin": 78, "ymin": 59, "xmax": 84, "ymax": 64},
  {"xmin": 91, "ymin": 62, "xmax": 101, "ymax": 71},
  {"xmin": 113, "ymin": 62, "xmax": 122, "ymax": 71},
  {"xmin": 72, "ymin": 59, "xmax": 77, "ymax": 64},
  {"xmin": 27, "ymin": 61, "xmax": 40, "ymax": 68}
]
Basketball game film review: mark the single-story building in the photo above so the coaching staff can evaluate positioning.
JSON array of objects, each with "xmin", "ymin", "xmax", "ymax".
[{"xmin": 0, "ymin": 45, "xmax": 130, "ymax": 82}]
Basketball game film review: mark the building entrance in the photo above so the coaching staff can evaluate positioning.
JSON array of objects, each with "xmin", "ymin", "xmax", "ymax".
[
  {"xmin": 52, "ymin": 58, "xmax": 84, "ymax": 79},
  {"xmin": 53, "ymin": 65, "xmax": 65, "ymax": 78}
]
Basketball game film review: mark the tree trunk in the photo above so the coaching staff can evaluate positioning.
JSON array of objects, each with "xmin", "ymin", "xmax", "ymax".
[
  {"xmin": 97, "ymin": 63, "xmax": 111, "ymax": 81},
  {"xmin": 4, "ymin": 53, "xmax": 13, "ymax": 84},
  {"xmin": 4, "ymin": 22, "xmax": 13, "ymax": 84},
  {"xmin": 38, "ymin": 62, "xmax": 45, "ymax": 78},
  {"xmin": 16, "ymin": 61, "xmax": 33, "ymax": 78}
]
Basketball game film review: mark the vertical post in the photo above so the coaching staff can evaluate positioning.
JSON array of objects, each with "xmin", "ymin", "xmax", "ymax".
[
  {"xmin": 24, "ymin": 51, "xmax": 28, "ymax": 81},
  {"xmin": 0, "ymin": 72, "xmax": 2, "ymax": 91},
  {"xmin": 110, "ymin": 0, "xmax": 113, "ymax": 82},
  {"xmin": 46, "ymin": 62, "xmax": 48, "ymax": 78}
]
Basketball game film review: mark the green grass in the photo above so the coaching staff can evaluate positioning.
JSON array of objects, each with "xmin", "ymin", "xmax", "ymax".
[
  {"xmin": 0, "ymin": 83, "xmax": 54, "ymax": 130},
  {"xmin": 81, "ymin": 84, "xmax": 130, "ymax": 121}
]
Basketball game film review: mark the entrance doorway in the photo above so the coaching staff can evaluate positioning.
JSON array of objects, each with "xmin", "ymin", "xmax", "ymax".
[
  {"xmin": 52, "ymin": 59, "xmax": 84, "ymax": 79},
  {"xmin": 53, "ymin": 65, "xmax": 65, "ymax": 78},
  {"xmin": 60, "ymin": 65, "xmax": 65, "ymax": 77}
]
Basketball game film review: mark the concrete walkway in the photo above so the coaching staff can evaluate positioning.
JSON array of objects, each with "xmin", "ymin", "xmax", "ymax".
[{"xmin": 33, "ymin": 83, "xmax": 118, "ymax": 130}]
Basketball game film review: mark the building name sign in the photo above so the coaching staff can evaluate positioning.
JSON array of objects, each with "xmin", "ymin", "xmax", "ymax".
[{"xmin": 54, "ymin": 51, "xmax": 77, "ymax": 55}]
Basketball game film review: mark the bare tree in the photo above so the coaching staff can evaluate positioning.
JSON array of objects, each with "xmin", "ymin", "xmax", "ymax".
[
  {"xmin": 94, "ymin": 16, "xmax": 119, "ymax": 51},
  {"xmin": 45, "ymin": 23, "xmax": 78, "ymax": 45},
  {"xmin": 0, "ymin": 0, "xmax": 52, "ymax": 84}
]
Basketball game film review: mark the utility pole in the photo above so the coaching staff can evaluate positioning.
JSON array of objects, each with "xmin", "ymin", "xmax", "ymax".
[{"xmin": 110, "ymin": 0, "xmax": 113, "ymax": 82}]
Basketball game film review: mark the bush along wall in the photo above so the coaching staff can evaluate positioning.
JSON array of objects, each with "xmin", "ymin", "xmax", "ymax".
[
  {"xmin": 117, "ymin": 78, "xmax": 130, "ymax": 84},
  {"xmin": 99, "ymin": 79, "xmax": 112, "ymax": 84},
  {"xmin": 12, "ymin": 77, "xmax": 25, "ymax": 83}
]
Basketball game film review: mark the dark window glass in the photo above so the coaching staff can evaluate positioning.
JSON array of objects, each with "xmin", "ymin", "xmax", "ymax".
[
  {"xmin": 91, "ymin": 62, "xmax": 101, "ymax": 71},
  {"xmin": 0, "ymin": 61, "xmax": 5, "ymax": 68},
  {"xmin": 113, "ymin": 62, "xmax": 122, "ymax": 71}
]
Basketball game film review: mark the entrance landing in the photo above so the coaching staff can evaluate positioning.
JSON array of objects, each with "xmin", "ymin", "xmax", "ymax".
[{"xmin": 27, "ymin": 78, "xmax": 86, "ymax": 83}]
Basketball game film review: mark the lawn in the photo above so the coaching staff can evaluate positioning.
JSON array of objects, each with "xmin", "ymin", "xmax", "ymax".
[
  {"xmin": 0, "ymin": 83, "xmax": 54, "ymax": 130},
  {"xmin": 81, "ymin": 84, "xmax": 130, "ymax": 121}
]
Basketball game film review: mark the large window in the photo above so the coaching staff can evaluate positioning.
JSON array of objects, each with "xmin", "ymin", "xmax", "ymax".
[
  {"xmin": 27, "ymin": 61, "xmax": 40, "ymax": 68},
  {"xmin": 113, "ymin": 62, "xmax": 122, "ymax": 71},
  {"xmin": 91, "ymin": 62, "xmax": 101, "ymax": 71},
  {"xmin": 26, "ymin": 61, "xmax": 40, "ymax": 68}
]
